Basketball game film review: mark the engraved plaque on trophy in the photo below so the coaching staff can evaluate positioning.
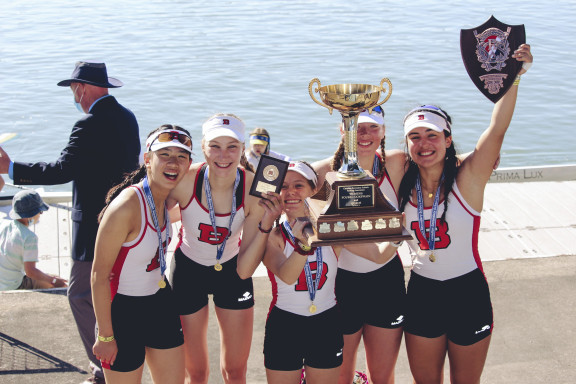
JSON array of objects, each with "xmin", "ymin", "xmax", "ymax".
[
  {"xmin": 306, "ymin": 78, "xmax": 412, "ymax": 246},
  {"xmin": 249, "ymin": 154, "xmax": 290, "ymax": 198}
]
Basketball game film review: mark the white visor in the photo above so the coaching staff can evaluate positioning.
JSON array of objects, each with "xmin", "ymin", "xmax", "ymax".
[
  {"xmin": 145, "ymin": 129, "xmax": 193, "ymax": 154},
  {"xmin": 404, "ymin": 111, "xmax": 451, "ymax": 136},
  {"xmin": 202, "ymin": 115, "xmax": 245, "ymax": 143},
  {"xmin": 358, "ymin": 109, "xmax": 384, "ymax": 125},
  {"xmin": 288, "ymin": 161, "xmax": 318, "ymax": 188}
]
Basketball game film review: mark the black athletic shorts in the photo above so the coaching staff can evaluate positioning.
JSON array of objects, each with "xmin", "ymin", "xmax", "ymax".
[
  {"xmin": 171, "ymin": 248, "xmax": 254, "ymax": 315},
  {"xmin": 264, "ymin": 305, "xmax": 343, "ymax": 371},
  {"xmin": 336, "ymin": 254, "xmax": 406, "ymax": 334},
  {"xmin": 104, "ymin": 283, "xmax": 184, "ymax": 372},
  {"xmin": 404, "ymin": 268, "xmax": 493, "ymax": 346}
]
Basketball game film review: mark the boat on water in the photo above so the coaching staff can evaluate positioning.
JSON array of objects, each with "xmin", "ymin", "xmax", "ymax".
[{"xmin": 0, "ymin": 164, "xmax": 574, "ymax": 281}]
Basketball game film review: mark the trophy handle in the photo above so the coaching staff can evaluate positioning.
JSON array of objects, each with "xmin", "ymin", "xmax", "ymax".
[
  {"xmin": 308, "ymin": 78, "xmax": 333, "ymax": 115},
  {"xmin": 368, "ymin": 78, "xmax": 393, "ymax": 113}
]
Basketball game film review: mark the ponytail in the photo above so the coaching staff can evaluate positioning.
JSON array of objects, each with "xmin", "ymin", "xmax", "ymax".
[{"xmin": 98, "ymin": 165, "xmax": 147, "ymax": 223}]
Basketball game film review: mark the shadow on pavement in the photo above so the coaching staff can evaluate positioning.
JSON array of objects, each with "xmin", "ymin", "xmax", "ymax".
[{"xmin": 0, "ymin": 332, "xmax": 86, "ymax": 376}]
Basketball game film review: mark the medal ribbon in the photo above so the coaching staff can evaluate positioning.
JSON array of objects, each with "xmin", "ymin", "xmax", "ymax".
[
  {"xmin": 142, "ymin": 176, "xmax": 169, "ymax": 278},
  {"xmin": 415, "ymin": 173, "xmax": 444, "ymax": 253},
  {"xmin": 204, "ymin": 167, "xmax": 240, "ymax": 264},
  {"xmin": 283, "ymin": 221, "xmax": 323, "ymax": 304}
]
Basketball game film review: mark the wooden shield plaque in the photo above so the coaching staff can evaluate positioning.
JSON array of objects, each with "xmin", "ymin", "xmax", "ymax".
[{"xmin": 460, "ymin": 15, "xmax": 525, "ymax": 103}]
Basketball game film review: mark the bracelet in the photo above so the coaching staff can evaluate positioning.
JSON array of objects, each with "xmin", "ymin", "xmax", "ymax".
[
  {"xmin": 513, "ymin": 76, "xmax": 521, "ymax": 86},
  {"xmin": 522, "ymin": 62, "xmax": 532, "ymax": 71},
  {"xmin": 52, "ymin": 278, "xmax": 57, "ymax": 285},
  {"xmin": 258, "ymin": 222, "xmax": 272, "ymax": 234},
  {"xmin": 97, "ymin": 334, "xmax": 115, "ymax": 342},
  {"xmin": 391, "ymin": 240, "xmax": 404, "ymax": 248}
]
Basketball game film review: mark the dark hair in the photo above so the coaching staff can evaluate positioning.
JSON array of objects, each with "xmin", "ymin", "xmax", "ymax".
[
  {"xmin": 398, "ymin": 106, "xmax": 457, "ymax": 223},
  {"xmin": 330, "ymin": 136, "xmax": 386, "ymax": 180},
  {"xmin": 98, "ymin": 124, "xmax": 192, "ymax": 222}
]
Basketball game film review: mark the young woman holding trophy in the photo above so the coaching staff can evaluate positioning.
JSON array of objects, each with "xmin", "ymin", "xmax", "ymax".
[
  {"xmin": 263, "ymin": 161, "xmax": 400, "ymax": 384},
  {"xmin": 168, "ymin": 113, "xmax": 282, "ymax": 384},
  {"xmin": 398, "ymin": 44, "xmax": 532, "ymax": 383},
  {"xmin": 312, "ymin": 106, "xmax": 408, "ymax": 384}
]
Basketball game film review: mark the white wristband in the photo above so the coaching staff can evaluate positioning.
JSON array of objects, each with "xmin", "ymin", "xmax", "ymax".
[{"xmin": 522, "ymin": 62, "xmax": 532, "ymax": 72}]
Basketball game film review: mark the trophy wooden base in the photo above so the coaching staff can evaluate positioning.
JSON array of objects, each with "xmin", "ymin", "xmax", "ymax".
[{"xmin": 305, "ymin": 172, "xmax": 412, "ymax": 247}]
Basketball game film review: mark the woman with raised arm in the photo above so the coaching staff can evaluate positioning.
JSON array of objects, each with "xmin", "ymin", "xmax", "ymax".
[
  {"xmin": 92, "ymin": 125, "xmax": 193, "ymax": 383},
  {"xmin": 312, "ymin": 106, "xmax": 407, "ymax": 384},
  {"xmin": 168, "ymin": 114, "xmax": 282, "ymax": 384},
  {"xmin": 263, "ymin": 161, "xmax": 400, "ymax": 384},
  {"xmin": 398, "ymin": 44, "xmax": 532, "ymax": 383}
]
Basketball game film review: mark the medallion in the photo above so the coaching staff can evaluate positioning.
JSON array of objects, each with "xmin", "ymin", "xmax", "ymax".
[
  {"xmin": 214, "ymin": 263, "xmax": 223, "ymax": 271},
  {"xmin": 429, "ymin": 252, "xmax": 436, "ymax": 263},
  {"xmin": 263, "ymin": 164, "xmax": 279, "ymax": 182},
  {"xmin": 309, "ymin": 303, "xmax": 317, "ymax": 314},
  {"xmin": 158, "ymin": 278, "xmax": 166, "ymax": 289}
]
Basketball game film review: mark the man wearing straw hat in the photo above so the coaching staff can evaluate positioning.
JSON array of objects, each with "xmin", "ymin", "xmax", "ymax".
[{"xmin": 0, "ymin": 60, "xmax": 140, "ymax": 384}]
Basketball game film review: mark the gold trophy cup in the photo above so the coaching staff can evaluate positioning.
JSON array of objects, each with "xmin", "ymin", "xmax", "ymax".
[{"xmin": 306, "ymin": 78, "xmax": 411, "ymax": 246}]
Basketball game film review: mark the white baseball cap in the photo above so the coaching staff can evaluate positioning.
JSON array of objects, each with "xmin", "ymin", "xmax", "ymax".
[
  {"xmin": 403, "ymin": 106, "xmax": 451, "ymax": 136},
  {"xmin": 288, "ymin": 161, "xmax": 318, "ymax": 188},
  {"xmin": 202, "ymin": 115, "xmax": 245, "ymax": 143}
]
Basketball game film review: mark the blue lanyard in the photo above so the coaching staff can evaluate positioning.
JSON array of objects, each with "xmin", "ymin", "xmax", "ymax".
[
  {"xmin": 282, "ymin": 221, "xmax": 323, "ymax": 303},
  {"xmin": 415, "ymin": 173, "xmax": 444, "ymax": 252},
  {"xmin": 142, "ymin": 176, "xmax": 169, "ymax": 278},
  {"xmin": 204, "ymin": 167, "xmax": 240, "ymax": 264},
  {"xmin": 372, "ymin": 154, "xmax": 380, "ymax": 176}
]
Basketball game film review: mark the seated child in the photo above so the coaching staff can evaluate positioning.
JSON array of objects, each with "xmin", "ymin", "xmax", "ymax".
[{"xmin": 0, "ymin": 189, "xmax": 68, "ymax": 290}]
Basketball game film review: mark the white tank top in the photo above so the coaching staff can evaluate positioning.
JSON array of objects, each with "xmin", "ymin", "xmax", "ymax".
[
  {"xmin": 178, "ymin": 164, "xmax": 246, "ymax": 266},
  {"xmin": 403, "ymin": 182, "xmax": 483, "ymax": 281},
  {"xmin": 268, "ymin": 226, "xmax": 338, "ymax": 317},
  {"xmin": 338, "ymin": 167, "xmax": 400, "ymax": 273},
  {"xmin": 111, "ymin": 185, "xmax": 170, "ymax": 299}
]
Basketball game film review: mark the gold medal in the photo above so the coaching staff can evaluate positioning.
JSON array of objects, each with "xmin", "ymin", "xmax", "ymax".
[
  {"xmin": 158, "ymin": 278, "xmax": 166, "ymax": 289},
  {"xmin": 309, "ymin": 303, "xmax": 317, "ymax": 314},
  {"xmin": 214, "ymin": 263, "xmax": 223, "ymax": 271},
  {"xmin": 429, "ymin": 252, "xmax": 436, "ymax": 262}
]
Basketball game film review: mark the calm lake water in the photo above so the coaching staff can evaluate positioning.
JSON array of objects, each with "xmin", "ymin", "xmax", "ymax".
[{"xmin": 0, "ymin": 0, "xmax": 574, "ymax": 192}]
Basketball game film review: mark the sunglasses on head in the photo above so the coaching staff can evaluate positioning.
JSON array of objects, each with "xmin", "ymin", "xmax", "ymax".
[{"xmin": 152, "ymin": 131, "xmax": 192, "ymax": 148}]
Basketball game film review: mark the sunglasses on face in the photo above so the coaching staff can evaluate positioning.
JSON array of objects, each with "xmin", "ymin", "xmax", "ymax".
[{"xmin": 152, "ymin": 131, "xmax": 192, "ymax": 148}]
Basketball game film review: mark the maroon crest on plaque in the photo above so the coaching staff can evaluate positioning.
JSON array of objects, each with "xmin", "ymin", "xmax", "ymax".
[{"xmin": 460, "ymin": 16, "xmax": 525, "ymax": 103}]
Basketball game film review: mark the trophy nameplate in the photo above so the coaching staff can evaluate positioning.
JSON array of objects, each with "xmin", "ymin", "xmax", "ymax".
[
  {"xmin": 306, "ymin": 78, "xmax": 412, "ymax": 246},
  {"xmin": 249, "ymin": 154, "xmax": 289, "ymax": 198}
]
